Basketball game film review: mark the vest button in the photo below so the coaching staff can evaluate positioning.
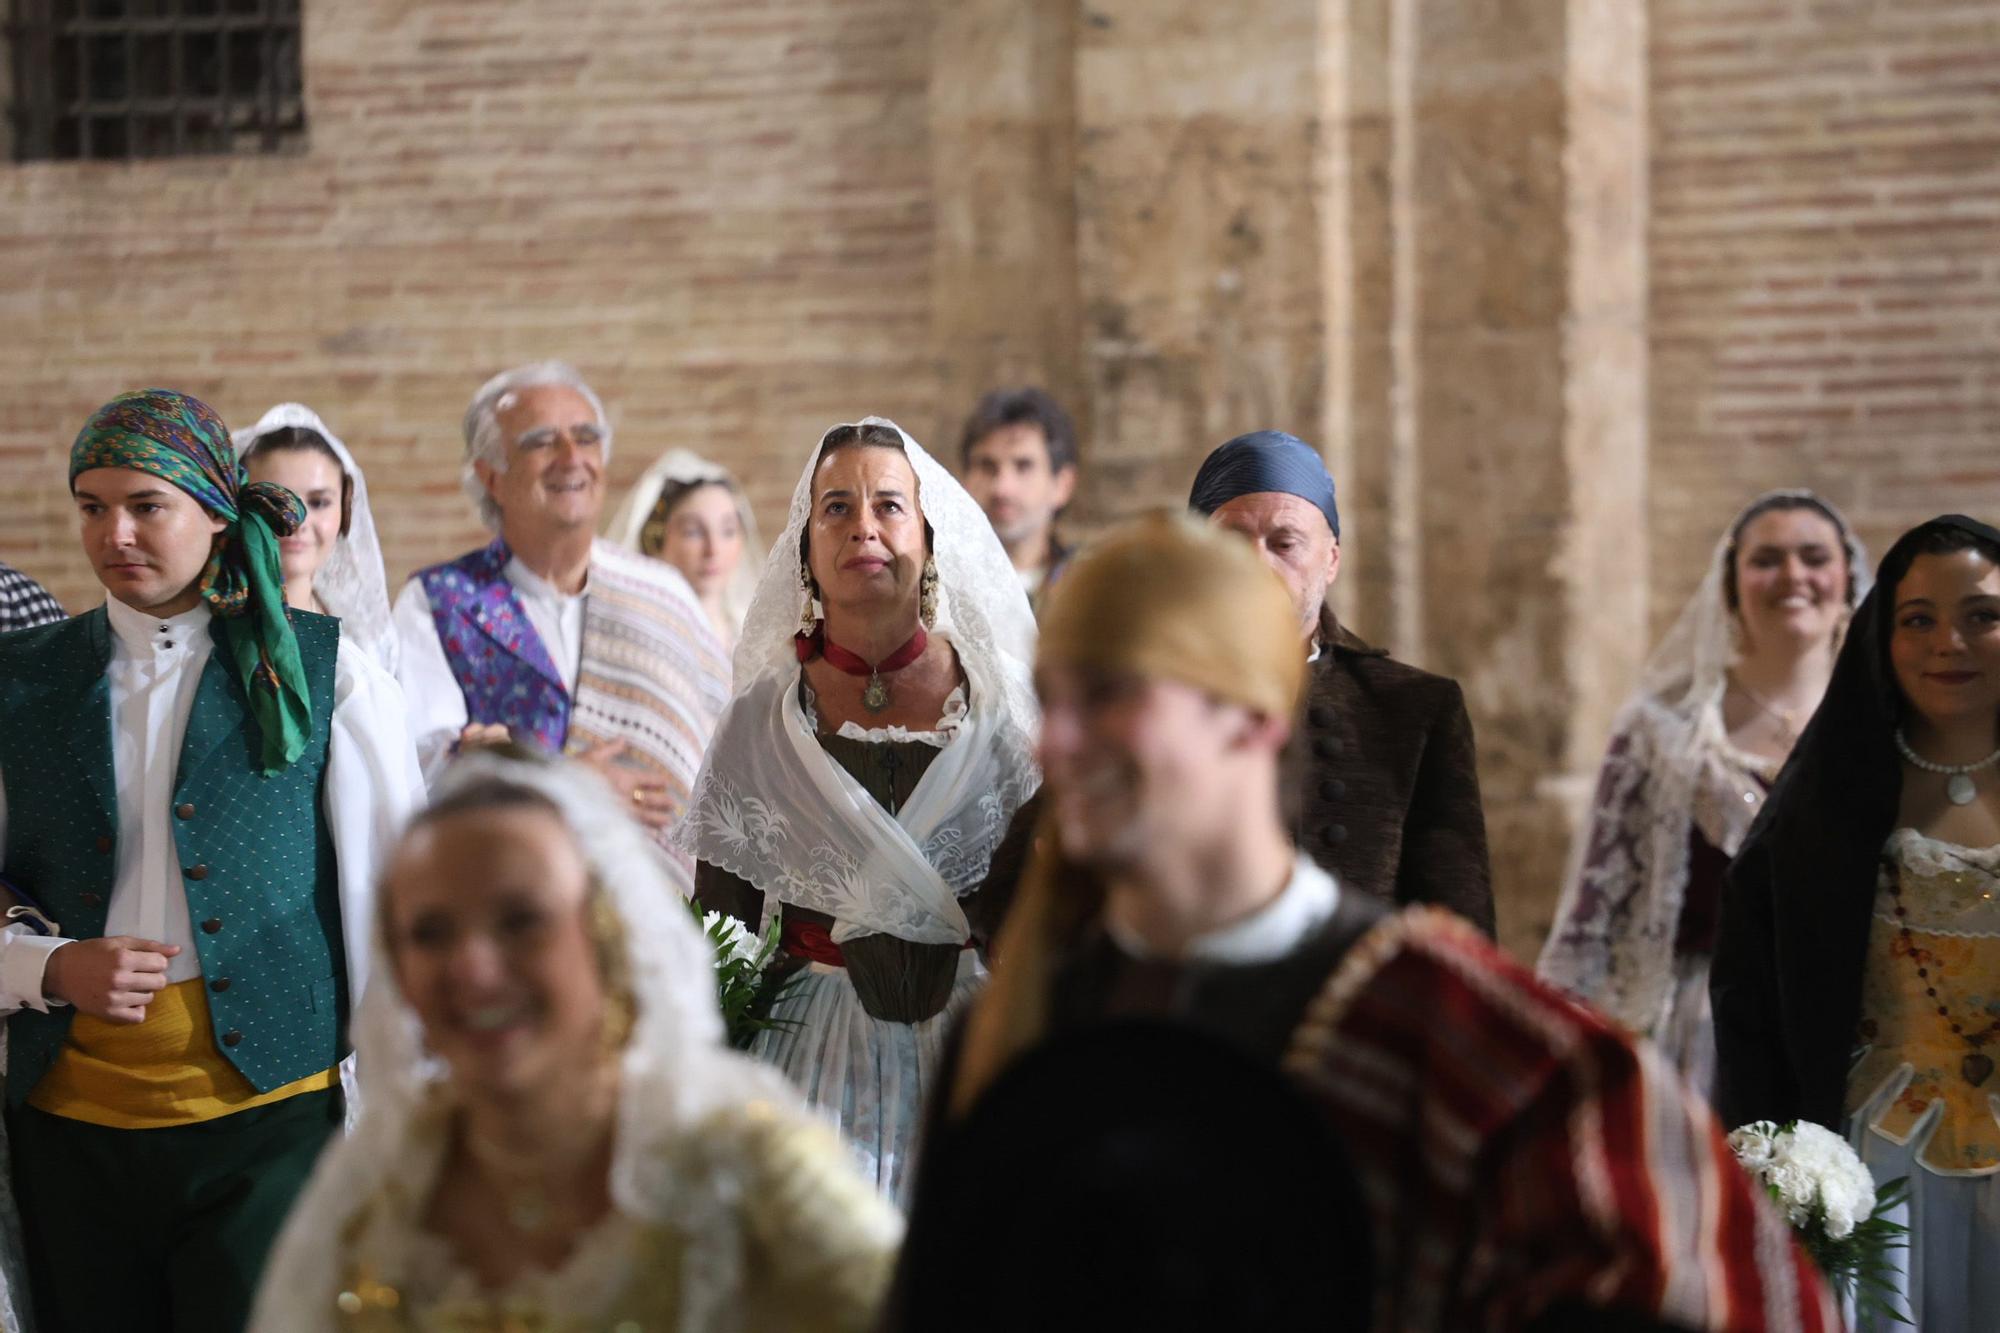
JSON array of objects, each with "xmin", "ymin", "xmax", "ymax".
[
  {"xmin": 1308, "ymin": 705, "xmax": 1337, "ymax": 728},
  {"xmin": 175, "ymin": 803, "xmax": 195, "ymax": 820},
  {"xmin": 1313, "ymin": 736, "xmax": 1344, "ymax": 759},
  {"xmin": 1324, "ymin": 823, "xmax": 1349, "ymax": 844},
  {"xmin": 201, "ymin": 918, "xmax": 223, "ymax": 934},
  {"xmin": 1319, "ymin": 779, "xmax": 1347, "ymax": 801},
  {"xmin": 185, "ymin": 865, "xmax": 209, "ymax": 881},
  {"xmin": 93, "ymin": 836, "xmax": 112, "ymax": 855},
  {"xmin": 221, "ymin": 1030, "xmax": 243, "ymax": 1047},
  {"xmin": 210, "ymin": 977, "xmax": 231, "ymax": 993},
  {"xmin": 80, "ymin": 892, "xmax": 103, "ymax": 907}
]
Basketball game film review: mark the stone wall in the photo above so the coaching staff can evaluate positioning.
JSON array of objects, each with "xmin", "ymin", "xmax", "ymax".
[{"xmin": 5, "ymin": 0, "xmax": 1996, "ymax": 958}]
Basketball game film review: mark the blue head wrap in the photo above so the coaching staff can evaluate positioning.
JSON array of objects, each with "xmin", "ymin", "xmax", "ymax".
[{"xmin": 1187, "ymin": 431, "xmax": 1339, "ymax": 539}]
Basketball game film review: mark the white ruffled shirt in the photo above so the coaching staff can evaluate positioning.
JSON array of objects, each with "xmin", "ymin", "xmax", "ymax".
[
  {"xmin": 391, "ymin": 555, "xmax": 588, "ymax": 781},
  {"xmin": 0, "ymin": 596, "xmax": 425, "ymax": 1012}
]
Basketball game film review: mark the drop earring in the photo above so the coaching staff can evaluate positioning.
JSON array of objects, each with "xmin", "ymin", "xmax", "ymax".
[{"xmin": 919, "ymin": 556, "xmax": 940, "ymax": 630}]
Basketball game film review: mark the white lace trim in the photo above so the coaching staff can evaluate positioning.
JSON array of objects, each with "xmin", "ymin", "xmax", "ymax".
[{"xmin": 803, "ymin": 682, "xmax": 968, "ymax": 748}]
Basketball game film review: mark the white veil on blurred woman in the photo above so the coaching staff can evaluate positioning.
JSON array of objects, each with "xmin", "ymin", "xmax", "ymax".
[
  {"xmin": 249, "ymin": 751, "xmax": 900, "ymax": 1332},
  {"xmin": 232, "ymin": 403, "xmax": 398, "ymax": 673}
]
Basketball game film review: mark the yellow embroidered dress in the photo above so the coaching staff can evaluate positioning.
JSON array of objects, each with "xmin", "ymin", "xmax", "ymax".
[{"xmin": 1844, "ymin": 830, "xmax": 2000, "ymax": 1331}]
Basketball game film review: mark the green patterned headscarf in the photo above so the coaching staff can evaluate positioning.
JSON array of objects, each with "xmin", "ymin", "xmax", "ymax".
[{"xmin": 70, "ymin": 389, "xmax": 312, "ymax": 773}]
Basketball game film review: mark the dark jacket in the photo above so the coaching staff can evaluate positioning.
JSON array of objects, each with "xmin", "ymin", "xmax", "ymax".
[
  {"xmin": 1297, "ymin": 612, "xmax": 1494, "ymax": 934},
  {"xmin": 972, "ymin": 611, "xmax": 1495, "ymax": 942}
]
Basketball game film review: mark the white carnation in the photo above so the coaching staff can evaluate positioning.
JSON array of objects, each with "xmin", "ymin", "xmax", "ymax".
[
  {"xmin": 703, "ymin": 910, "xmax": 763, "ymax": 968},
  {"xmin": 1729, "ymin": 1120, "xmax": 1877, "ymax": 1240},
  {"xmin": 1728, "ymin": 1121, "xmax": 1781, "ymax": 1172}
]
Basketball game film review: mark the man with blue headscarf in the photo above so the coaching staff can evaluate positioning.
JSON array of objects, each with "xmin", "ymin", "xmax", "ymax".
[
  {"xmin": 0, "ymin": 390, "xmax": 422, "ymax": 1332},
  {"xmin": 1187, "ymin": 431, "xmax": 1493, "ymax": 933}
]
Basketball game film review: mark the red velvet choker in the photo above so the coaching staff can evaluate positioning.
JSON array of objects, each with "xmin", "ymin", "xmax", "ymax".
[{"xmin": 794, "ymin": 626, "xmax": 928, "ymax": 713}]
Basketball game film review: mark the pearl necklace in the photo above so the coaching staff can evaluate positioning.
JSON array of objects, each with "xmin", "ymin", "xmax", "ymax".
[{"xmin": 1894, "ymin": 728, "xmax": 2000, "ymax": 806}]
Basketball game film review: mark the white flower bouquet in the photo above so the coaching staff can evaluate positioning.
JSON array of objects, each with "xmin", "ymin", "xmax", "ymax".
[
  {"xmin": 688, "ymin": 903, "xmax": 799, "ymax": 1050},
  {"xmin": 1727, "ymin": 1120, "xmax": 1909, "ymax": 1323}
]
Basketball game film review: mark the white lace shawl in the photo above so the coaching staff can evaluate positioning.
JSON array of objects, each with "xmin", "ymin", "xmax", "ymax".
[
  {"xmin": 674, "ymin": 418, "xmax": 1040, "ymax": 946},
  {"xmin": 1537, "ymin": 490, "xmax": 1870, "ymax": 1035},
  {"xmin": 605, "ymin": 448, "xmax": 764, "ymax": 641},
  {"xmin": 248, "ymin": 753, "xmax": 846, "ymax": 1333},
  {"xmin": 232, "ymin": 403, "xmax": 399, "ymax": 673}
]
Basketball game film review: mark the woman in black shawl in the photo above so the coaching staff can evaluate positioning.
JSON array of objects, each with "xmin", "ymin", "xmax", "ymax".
[{"xmin": 1712, "ymin": 514, "xmax": 2000, "ymax": 1332}]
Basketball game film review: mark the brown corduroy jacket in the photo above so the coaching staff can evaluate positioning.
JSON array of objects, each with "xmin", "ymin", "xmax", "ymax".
[{"xmin": 1295, "ymin": 611, "xmax": 1494, "ymax": 935}]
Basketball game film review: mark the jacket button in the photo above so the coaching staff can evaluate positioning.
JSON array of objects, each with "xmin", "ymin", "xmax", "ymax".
[
  {"xmin": 1308, "ymin": 705, "xmax": 1337, "ymax": 728},
  {"xmin": 201, "ymin": 918, "xmax": 223, "ymax": 934},
  {"xmin": 1324, "ymin": 823, "xmax": 1349, "ymax": 844},
  {"xmin": 221, "ymin": 1030, "xmax": 243, "ymax": 1047},
  {"xmin": 80, "ymin": 892, "xmax": 103, "ymax": 907},
  {"xmin": 210, "ymin": 977, "xmax": 231, "ymax": 993},
  {"xmin": 1319, "ymin": 779, "xmax": 1347, "ymax": 801},
  {"xmin": 175, "ymin": 803, "xmax": 195, "ymax": 820},
  {"xmin": 185, "ymin": 865, "xmax": 208, "ymax": 881},
  {"xmin": 93, "ymin": 836, "xmax": 112, "ymax": 855},
  {"xmin": 1313, "ymin": 736, "xmax": 1344, "ymax": 760}
]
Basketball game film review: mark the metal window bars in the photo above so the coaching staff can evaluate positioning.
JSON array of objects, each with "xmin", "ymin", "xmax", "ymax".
[{"xmin": 6, "ymin": 0, "xmax": 304, "ymax": 162}]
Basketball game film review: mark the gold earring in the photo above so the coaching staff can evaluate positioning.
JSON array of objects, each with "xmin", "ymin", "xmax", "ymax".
[
  {"xmin": 919, "ymin": 557, "xmax": 940, "ymax": 629},
  {"xmin": 798, "ymin": 560, "xmax": 819, "ymax": 636},
  {"xmin": 599, "ymin": 987, "xmax": 635, "ymax": 1058}
]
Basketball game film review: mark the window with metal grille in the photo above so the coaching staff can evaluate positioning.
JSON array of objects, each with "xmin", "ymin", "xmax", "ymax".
[{"xmin": 5, "ymin": 0, "xmax": 304, "ymax": 163}]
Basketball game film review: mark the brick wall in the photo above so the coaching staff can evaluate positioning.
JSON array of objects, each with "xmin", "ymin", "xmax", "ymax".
[
  {"xmin": 0, "ymin": 0, "xmax": 940, "ymax": 612},
  {"xmin": 1649, "ymin": 0, "xmax": 2000, "ymax": 631}
]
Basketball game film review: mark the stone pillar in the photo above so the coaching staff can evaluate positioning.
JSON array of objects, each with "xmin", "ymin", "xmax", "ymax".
[
  {"xmin": 1073, "ymin": 0, "xmax": 1329, "ymax": 520},
  {"xmin": 1326, "ymin": 0, "xmax": 1650, "ymax": 957},
  {"xmin": 927, "ymin": 0, "xmax": 1084, "ymax": 454}
]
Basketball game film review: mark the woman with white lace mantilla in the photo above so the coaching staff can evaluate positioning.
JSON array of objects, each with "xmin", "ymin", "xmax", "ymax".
[
  {"xmin": 1539, "ymin": 491, "xmax": 1866, "ymax": 1099},
  {"xmin": 250, "ymin": 750, "xmax": 900, "ymax": 1331},
  {"xmin": 677, "ymin": 418, "xmax": 1040, "ymax": 1201},
  {"xmin": 234, "ymin": 403, "xmax": 400, "ymax": 673},
  {"xmin": 1714, "ymin": 515, "xmax": 2000, "ymax": 1331}
]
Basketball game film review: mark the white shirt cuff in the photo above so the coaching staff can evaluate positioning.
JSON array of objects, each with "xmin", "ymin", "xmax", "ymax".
[{"xmin": 0, "ymin": 932, "xmax": 72, "ymax": 1014}]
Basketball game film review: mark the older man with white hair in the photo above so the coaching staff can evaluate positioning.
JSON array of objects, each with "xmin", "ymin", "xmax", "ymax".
[{"xmin": 391, "ymin": 362, "xmax": 730, "ymax": 889}]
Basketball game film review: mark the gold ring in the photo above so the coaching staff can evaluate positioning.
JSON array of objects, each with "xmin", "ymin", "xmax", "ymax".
[{"xmin": 631, "ymin": 787, "xmax": 646, "ymax": 805}]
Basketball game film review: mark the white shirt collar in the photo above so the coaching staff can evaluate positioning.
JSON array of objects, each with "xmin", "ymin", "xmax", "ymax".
[
  {"xmin": 105, "ymin": 596, "xmax": 212, "ymax": 657},
  {"xmin": 503, "ymin": 554, "xmax": 586, "ymax": 604},
  {"xmin": 1107, "ymin": 852, "xmax": 1341, "ymax": 966}
]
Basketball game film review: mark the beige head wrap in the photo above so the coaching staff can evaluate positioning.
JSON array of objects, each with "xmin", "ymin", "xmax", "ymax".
[{"xmin": 1037, "ymin": 511, "xmax": 1305, "ymax": 718}]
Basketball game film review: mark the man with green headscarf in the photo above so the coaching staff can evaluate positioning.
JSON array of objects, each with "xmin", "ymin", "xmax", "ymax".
[{"xmin": 0, "ymin": 389, "xmax": 423, "ymax": 1332}]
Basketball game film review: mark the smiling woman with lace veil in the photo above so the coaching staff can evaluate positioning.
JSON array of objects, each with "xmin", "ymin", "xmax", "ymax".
[
  {"xmin": 233, "ymin": 403, "xmax": 399, "ymax": 674},
  {"xmin": 247, "ymin": 750, "xmax": 900, "ymax": 1332},
  {"xmin": 676, "ymin": 417, "xmax": 1039, "ymax": 1201},
  {"xmin": 1538, "ymin": 490, "xmax": 1867, "ymax": 1098}
]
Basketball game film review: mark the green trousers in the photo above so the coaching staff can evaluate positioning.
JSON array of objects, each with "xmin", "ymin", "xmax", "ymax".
[{"xmin": 10, "ymin": 1088, "xmax": 339, "ymax": 1333}]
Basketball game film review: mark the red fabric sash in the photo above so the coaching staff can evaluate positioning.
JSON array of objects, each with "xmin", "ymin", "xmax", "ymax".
[{"xmin": 781, "ymin": 917, "xmax": 847, "ymax": 967}]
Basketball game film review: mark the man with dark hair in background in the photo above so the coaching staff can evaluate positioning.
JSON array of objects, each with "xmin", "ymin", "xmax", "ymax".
[{"xmin": 958, "ymin": 387, "xmax": 1079, "ymax": 611}]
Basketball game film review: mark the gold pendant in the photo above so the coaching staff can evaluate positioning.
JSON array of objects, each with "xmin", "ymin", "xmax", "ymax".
[{"xmin": 863, "ymin": 673, "xmax": 890, "ymax": 713}]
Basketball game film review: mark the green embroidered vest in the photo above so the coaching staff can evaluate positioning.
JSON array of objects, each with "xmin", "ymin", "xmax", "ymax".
[{"xmin": 0, "ymin": 606, "xmax": 347, "ymax": 1105}]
